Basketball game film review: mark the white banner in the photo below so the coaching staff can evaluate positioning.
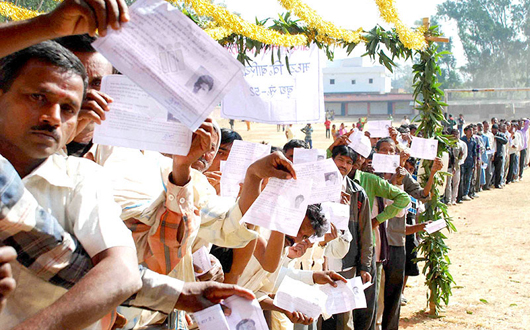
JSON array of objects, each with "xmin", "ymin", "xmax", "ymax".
[{"xmin": 222, "ymin": 46, "xmax": 324, "ymax": 124}]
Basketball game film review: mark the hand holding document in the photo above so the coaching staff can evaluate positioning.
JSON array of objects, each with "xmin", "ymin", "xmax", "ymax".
[
  {"xmin": 240, "ymin": 178, "xmax": 312, "ymax": 236},
  {"xmin": 424, "ymin": 219, "xmax": 447, "ymax": 234},
  {"xmin": 220, "ymin": 141, "xmax": 271, "ymax": 198},
  {"xmin": 319, "ymin": 280, "xmax": 356, "ymax": 315},
  {"xmin": 274, "ymin": 276, "xmax": 326, "ymax": 319},
  {"xmin": 294, "ymin": 159, "xmax": 342, "ymax": 204},
  {"xmin": 93, "ymin": 75, "xmax": 192, "ymax": 155},
  {"xmin": 372, "ymin": 154, "xmax": 400, "ymax": 173},
  {"xmin": 409, "ymin": 137, "xmax": 439, "ymax": 160},
  {"xmin": 93, "ymin": 0, "xmax": 243, "ymax": 131},
  {"xmin": 364, "ymin": 121, "xmax": 391, "ymax": 138},
  {"xmin": 293, "ymin": 148, "xmax": 327, "ymax": 164},
  {"xmin": 345, "ymin": 277, "xmax": 372, "ymax": 310},
  {"xmin": 192, "ymin": 246, "xmax": 213, "ymax": 276},
  {"xmin": 224, "ymin": 296, "xmax": 269, "ymax": 330},
  {"xmin": 348, "ymin": 132, "xmax": 372, "ymax": 158},
  {"xmin": 321, "ymin": 202, "xmax": 350, "ymax": 231}
]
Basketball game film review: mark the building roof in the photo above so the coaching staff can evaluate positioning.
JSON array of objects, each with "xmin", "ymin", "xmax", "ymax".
[{"xmin": 324, "ymin": 93, "xmax": 414, "ymax": 102}]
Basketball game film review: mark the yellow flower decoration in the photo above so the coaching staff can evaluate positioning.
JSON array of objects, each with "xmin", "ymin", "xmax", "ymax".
[
  {"xmin": 374, "ymin": 0, "xmax": 427, "ymax": 50},
  {"xmin": 204, "ymin": 26, "xmax": 232, "ymax": 40},
  {"xmin": 278, "ymin": 0, "xmax": 363, "ymax": 44},
  {"xmin": 0, "ymin": 2, "xmax": 40, "ymax": 21},
  {"xmin": 183, "ymin": 0, "xmax": 307, "ymax": 47}
]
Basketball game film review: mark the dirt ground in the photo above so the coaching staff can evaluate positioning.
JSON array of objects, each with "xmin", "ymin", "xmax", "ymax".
[{"xmin": 215, "ymin": 117, "xmax": 530, "ymax": 330}]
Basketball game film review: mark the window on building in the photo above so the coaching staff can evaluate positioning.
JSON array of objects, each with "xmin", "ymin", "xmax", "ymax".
[
  {"xmin": 369, "ymin": 78, "xmax": 374, "ymax": 84},
  {"xmin": 330, "ymin": 79, "xmax": 335, "ymax": 85},
  {"xmin": 351, "ymin": 79, "xmax": 356, "ymax": 85}
]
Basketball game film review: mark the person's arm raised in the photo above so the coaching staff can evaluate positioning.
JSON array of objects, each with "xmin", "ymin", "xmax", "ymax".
[{"xmin": 0, "ymin": 0, "xmax": 129, "ymax": 58}]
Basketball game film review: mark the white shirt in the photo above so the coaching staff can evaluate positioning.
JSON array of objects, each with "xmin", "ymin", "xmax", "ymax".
[{"xmin": 2, "ymin": 153, "xmax": 135, "ymax": 330}]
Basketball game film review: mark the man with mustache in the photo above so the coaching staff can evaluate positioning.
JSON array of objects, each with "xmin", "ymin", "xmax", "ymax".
[{"xmin": 0, "ymin": 40, "xmax": 142, "ymax": 330}]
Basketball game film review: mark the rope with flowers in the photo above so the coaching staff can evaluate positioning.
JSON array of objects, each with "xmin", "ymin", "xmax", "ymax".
[
  {"xmin": 374, "ymin": 0, "xmax": 427, "ymax": 49},
  {"xmin": 181, "ymin": 0, "xmax": 308, "ymax": 47},
  {"xmin": 0, "ymin": 0, "xmax": 428, "ymax": 51},
  {"xmin": 276, "ymin": 0, "xmax": 363, "ymax": 44}
]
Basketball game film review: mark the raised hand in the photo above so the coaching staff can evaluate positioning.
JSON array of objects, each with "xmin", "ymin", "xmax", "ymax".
[
  {"xmin": 247, "ymin": 151, "xmax": 296, "ymax": 181},
  {"xmin": 44, "ymin": 0, "xmax": 130, "ymax": 37}
]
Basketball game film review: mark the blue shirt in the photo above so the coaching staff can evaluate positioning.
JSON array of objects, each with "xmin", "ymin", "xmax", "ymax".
[{"xmin": 461, "ymin": 135, "xmax": 477, "ymax": 168}]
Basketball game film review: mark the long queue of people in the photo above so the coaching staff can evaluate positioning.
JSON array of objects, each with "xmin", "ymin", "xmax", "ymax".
[
  {"xmin": 0, "ymin": 2, "xmax": 508, "ymax": 330},
  {"xmin": 443, "ymin": 118, "xmax": 529, "ymax": 204}
]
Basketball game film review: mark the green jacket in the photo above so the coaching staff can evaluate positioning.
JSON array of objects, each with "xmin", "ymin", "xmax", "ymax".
[{"xmin": 352, "ymin": 170, "xmax": 410, "ymax": 224}]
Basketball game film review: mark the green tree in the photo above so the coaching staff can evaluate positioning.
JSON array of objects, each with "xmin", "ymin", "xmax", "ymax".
[{"xmin": 436, "ymin": 0, "xmax": 530, "ymax": 88}]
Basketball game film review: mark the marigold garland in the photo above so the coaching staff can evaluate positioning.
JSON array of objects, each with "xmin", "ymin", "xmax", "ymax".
[
  {"xmin": 0, "ymin": 0, "xmax": 428, "ymax": 50},
  {"xmin": 0, "ymin": 2, "xmax": 40, "ymax": 21},
  {"xmin": 374, "ymin": 0, "xmax": 427, "ymax": 50},
  {"xmin": 278, "ymin": 0, "xmax": 363, "ymax": 44},
  {"xmin": 204, "ymin": 26, "xmax": 233, "ymax": 40},
  {"xmin": 182, "ymin": 0, "xmax": 307, "ymax": 47}
]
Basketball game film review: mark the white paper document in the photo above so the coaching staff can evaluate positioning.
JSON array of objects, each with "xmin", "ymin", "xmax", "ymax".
[
  {"xmin": 424, "ymin": 219, "xmax": 447, "ymax": 234},
  {"xmin": 321, "ymin": 202, "xmax": 350, "ymax": 231},
  {"xmin": 293, "ymin": 148, "xmax": 327, "ymax": 164},
  {"xmin": 348, "ymin": 132, "xmax": 372, "ymax": 158},
  {"xmin": 319, "ymin": 280, "xmax": 357, "ymax": 315},
  {"xmin": 192, "ymin": 246, "xmax": 212, "ymax": 276},
  {"xmin": 222, "ymin": 46, "xmax": 324, "ymax": 124},
  {"xmin": 240, "ymin": 178, "xmax": 312, "ymax": 236},
  {"xmin": 93, "ymin": 75, "xmax": 192, "ymax": 155},
  {"xmin": 294, "ymin": 159, "xmax": 342, "ymax": 205},
  {"xmin": 364, "ymin": 120, "xmax": 391, "ymax": 138},
  {"xmin": 409, "ymin": 137, "xmax": 439, "ymax": 160},
  {"xmin": 194, "ymin": 304, "xmax": 230, "ymax": 330},
  {"xmin": 372, "ymin": 154, "xmax": 400, "ymax": 173},
  {"xmin": 220, "ymin": 141, "xmax": 271, "ymax": 198},
  {"xmin": 224, "ymin": 296, "xmax": 269, "ymax": 330},
  {"xmin": 92, "ymin": 0, "xmax": 243, "ymax": 131},
  {"xmin": 345, "ymin": 277, "xmax": 369, "ymax": 310},
  {"xmin": 274, "ymin": 276, "xmax": 326, "ymax": 319}
]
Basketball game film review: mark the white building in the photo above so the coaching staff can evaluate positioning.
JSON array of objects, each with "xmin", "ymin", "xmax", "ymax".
[
  {"xmin": 323, "ymin": 57, "xmax": 392, "ymax": 94},
  {"xmin": 323, "ymin": 57, "xmax": 414, "ymax": 118}
]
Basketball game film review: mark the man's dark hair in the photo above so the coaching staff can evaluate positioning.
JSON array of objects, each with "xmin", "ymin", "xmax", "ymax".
[
  {"xmin": 397, "ymin": 126, "xmax": 410, "ymax": 134},
  {"xmin": 375, "ymin": 137, "xmax": 395, "ymax": 151},
  {"xmin": 306, "ymin": 204, "xmax": 329, "ymax": 237},
  {"xmin": 331, "ymin": 145, "xmax": 357, "ymax": 162},
  {"xmin": 270, "ymin": 146, "xmax": 281, "ymax": 153},
  {"xmin": 450, "ymin": 128, "xmax": 459, "ymax": 135},
  {"xmin": 220, "ymin": 128, "xmax": 242, "ymax": 145},
  {"xmin": 492, "ymin": 124, "xmax": 499, "ymax": 130},
  {"xmin": 0, "ymin": 41, "xmax": 88, "ymax": 96},
  {"xmin": 408, "ymin": 124, "xmax": 417, "ymax": 131},
  {"xmin": 283, "ymin": 139, "xmax": 308, "ymax": 153},
  {"xmin": 406, "ymin": 157, "xmax": 417, "ymax": 167},
  {"xmin": 464, "ymin": 125, "xmax": 472, "ymax": 132},
  {"xmin": 54, "ymin": 34, "xmax": 97, "ymax": 53}
]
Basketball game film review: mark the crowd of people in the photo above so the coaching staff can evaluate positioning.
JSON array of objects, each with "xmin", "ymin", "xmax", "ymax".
[
  {"xmin": 443, "ymin": 116, "xmax": 529, "ymax": 203},
  {"xmin": 0, "ymin": 1, "xmax": 526, "ymax": 330}
]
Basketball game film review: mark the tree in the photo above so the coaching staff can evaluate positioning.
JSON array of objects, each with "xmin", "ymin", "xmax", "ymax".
[{"xmin": 436, "ymin": 0, "xmax": 530, "ymax": 88}]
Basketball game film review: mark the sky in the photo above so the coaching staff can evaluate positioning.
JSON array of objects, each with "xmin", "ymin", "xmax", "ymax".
[{"xmin": 220, "ymin": 0, "xmax": 465, "ymax": 68}]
